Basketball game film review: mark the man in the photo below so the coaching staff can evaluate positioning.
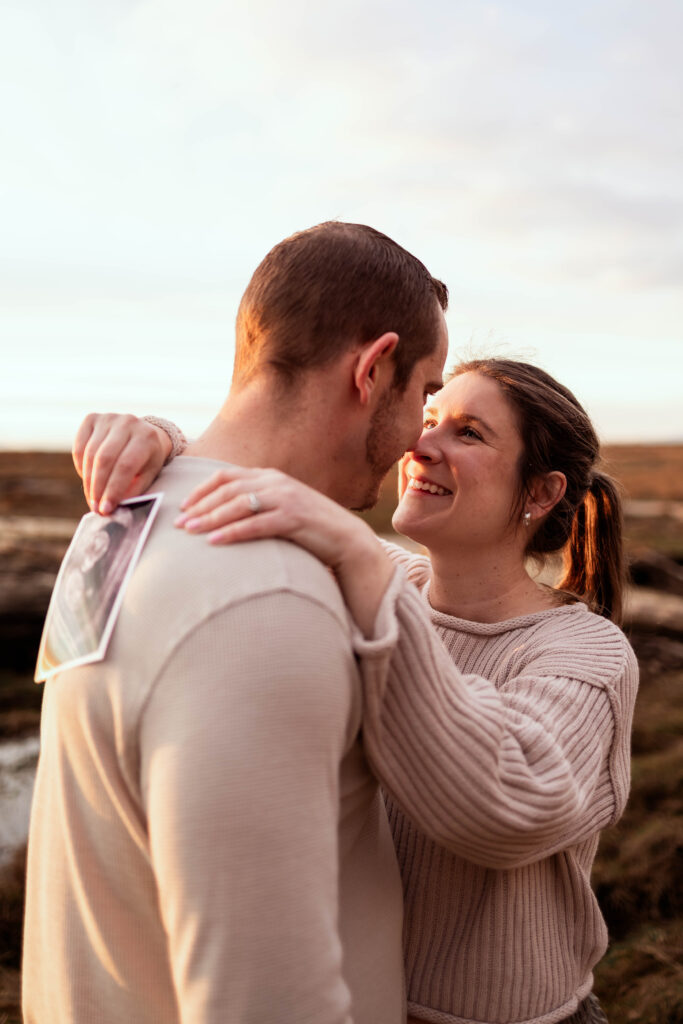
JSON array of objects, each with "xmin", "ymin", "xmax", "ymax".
[{"xmin": 23, "ymin": 221, "xmax": 449, "ymax": 1024}]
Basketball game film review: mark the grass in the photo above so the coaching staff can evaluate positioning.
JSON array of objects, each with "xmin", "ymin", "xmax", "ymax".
[
  {"xmin": 601, "ymin": 445, "xmax": 683, "ymax": 502},
  {"xmin": 595, "ymin": 921, "xmax": 683, "ymax": 1023},
  {"xmin": 591, "ymin": 638, "xmax": 683, "ymax": 1021}
]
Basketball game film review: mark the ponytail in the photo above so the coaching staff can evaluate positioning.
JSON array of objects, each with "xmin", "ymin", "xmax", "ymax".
[{"xmin": 558, "ymin": 472, "xmax": 626, "ymax": 625}]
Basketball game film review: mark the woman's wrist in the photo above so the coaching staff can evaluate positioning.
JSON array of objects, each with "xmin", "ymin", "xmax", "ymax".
[
  {"xmin": 142, "ymin": 416, "xmax": 187, "ymax": 464},
  {"xmin": 332, "ymin": 526, "xmax": 395, "ymax": 638}
]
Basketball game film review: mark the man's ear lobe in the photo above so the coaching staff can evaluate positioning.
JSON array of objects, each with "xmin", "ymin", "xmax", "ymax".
[{"xmin": 353, "ymin": 332, "xmax": 399, "ymax": 405}]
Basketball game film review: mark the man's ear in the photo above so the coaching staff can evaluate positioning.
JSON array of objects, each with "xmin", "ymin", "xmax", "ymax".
[
  {"xmin": 352, "ymin": 332, "xmax": 399, "ymax": 405},
  {"xmin": 525, "ymin": 471, "xmax": 567, "ymax": 523}
]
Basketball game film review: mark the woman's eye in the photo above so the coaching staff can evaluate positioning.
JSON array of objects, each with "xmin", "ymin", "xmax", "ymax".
[
  {"xmin": 461, "ymin": 426, "xmax": 482, "ymax": 440},
  {"xmin": 423, "ymin": 418, "xmax": 437, "ymax": 430}
]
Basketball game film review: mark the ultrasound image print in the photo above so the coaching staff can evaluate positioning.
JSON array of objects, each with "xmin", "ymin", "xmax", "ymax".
[{"xmin": 35, "ymin": 494, "xmax": 162, "ymax": 681}]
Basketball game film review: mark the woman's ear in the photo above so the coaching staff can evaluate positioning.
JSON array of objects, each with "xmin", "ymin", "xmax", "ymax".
[
  {"xmin": 526, "ymin": 471, "xmax": 567, "ymax": 523},
  {"xmin": 352, "ymin": 332, "xmax": 399, "ymax": 405}
]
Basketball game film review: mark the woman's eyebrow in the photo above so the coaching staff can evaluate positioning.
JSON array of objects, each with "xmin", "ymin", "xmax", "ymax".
[
  {"xmin": 460, "ymin": 413, "xmax": 498, "ymax": 436},
  {"xmin": 426, "ymin": 410, "xmax": 499, "ymax": 437}
]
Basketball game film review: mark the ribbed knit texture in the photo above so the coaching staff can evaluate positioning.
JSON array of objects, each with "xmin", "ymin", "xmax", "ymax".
[{"xmin": 354, "ymin": 545, "xmax": 639, "ymax": 1024}]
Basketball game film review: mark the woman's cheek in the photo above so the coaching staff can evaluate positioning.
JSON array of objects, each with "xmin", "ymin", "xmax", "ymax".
[{"xmin": 397, "ymin": 457, "xmax": 410, "ymax": 500}]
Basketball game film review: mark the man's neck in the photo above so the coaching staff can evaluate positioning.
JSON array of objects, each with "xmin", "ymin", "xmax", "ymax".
[{"xmin": 183, "ymin": 376, "xmax": 354, "ymax": 503}]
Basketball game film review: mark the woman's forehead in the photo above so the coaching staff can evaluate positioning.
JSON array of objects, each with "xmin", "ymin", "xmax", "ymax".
[
  {"xmin": 429, "ymin": 371, "xmax": 524, "ymax": 438},
  {"xmin": 433, "ymin": 371, "xmax": 506, "ymax": 410}
]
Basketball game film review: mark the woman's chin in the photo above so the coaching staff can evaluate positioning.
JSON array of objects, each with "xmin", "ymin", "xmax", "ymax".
[{"xmin": 392, "ymin": 506, "xmax": 431, "ymax": 546}]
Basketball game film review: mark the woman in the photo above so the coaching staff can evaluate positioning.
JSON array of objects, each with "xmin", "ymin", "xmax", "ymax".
[{"xmin": 77, "ymin": 359, "xmax": 638, "ymax": 1024}]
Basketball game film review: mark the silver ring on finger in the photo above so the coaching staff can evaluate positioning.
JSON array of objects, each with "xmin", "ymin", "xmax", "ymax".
[{"xmin": 246, "ymin": 491, "xmax": 262, "ymax": 514}]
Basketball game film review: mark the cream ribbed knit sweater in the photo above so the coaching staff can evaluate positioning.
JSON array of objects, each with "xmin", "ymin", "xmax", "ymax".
[{"xmin": 356, "ymin": 545, "xmax": 639, "ymax": 1024}]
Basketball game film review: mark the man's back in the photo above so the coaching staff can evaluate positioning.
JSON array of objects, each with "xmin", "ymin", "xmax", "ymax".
[{"xmin": 23, "ymin": 457, "xmax": 404, "ymax": 1024}]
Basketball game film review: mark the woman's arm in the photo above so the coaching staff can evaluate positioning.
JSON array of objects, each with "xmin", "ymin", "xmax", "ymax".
[
  {"xmin": 355, "ymin": 577, "xmax": 638, "ymax": 868},
  {"xmin": 72, "ymin": 416, "xmax": 398, "ymax": 634},
  {"xmin": 73, "ymin": 413, "xmax": 183, "ymax": 512},
  {"xmin": 177, "ymin": 465, "xmax": 396, "ymax": 638},
  {"xmin": 188, "ymin": 461, "xmax": 636, "ymax": 865}
]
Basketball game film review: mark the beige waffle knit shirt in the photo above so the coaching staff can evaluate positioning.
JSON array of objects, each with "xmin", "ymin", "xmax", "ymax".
[
  {"xmin": 22, "ymin": 458, "xmax": 405, "ymax": 1024},
  {"xmin": 357, "ymin": 544, "xmax": 639, "ymax": 1024}
]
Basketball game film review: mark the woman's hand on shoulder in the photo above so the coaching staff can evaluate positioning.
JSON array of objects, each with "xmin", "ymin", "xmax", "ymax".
[
  {"xmin": 177, "ymin": 466, "xmax": 395, "ymax": 636},
  {"xmin": 73, "ymin": 413, "xmax": 173, "ymax": 514},
  {"xmin": 177, "ymin": 465, "xmax": 367, "ymax": 569}
]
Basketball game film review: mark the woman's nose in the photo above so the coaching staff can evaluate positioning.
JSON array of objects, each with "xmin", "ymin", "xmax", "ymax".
[{"xmin": 410, "ymin": 429, "xmax": 440, "ymax": 463}]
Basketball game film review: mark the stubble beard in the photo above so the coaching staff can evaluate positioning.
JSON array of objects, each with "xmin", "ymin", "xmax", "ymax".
[{"xmin": 354, "ymin": 388, "xmax": 404, "ymax": 512}]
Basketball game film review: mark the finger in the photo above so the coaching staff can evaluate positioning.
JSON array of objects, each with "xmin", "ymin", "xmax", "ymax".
[
  {"xmin": 179, "ymin": 465, "xmax": 257, "ymax": 512},
  {"xmin": 84, "ymin": 417, "xmax": 144, "ymax": 511},
  {"xmin": 117, "ymin": 455, "xmax": 162, "ymax": 502},
  {"xmin": 72, "ymin": 414, "xmax": 97, "ymax": 480},
  {"xmin": 97, "ymin": 433, "xmax": 166, "ymax": 512},
  {"xmin": 206, "ymin": 510, "xmax": 286, "ymax": 545},
  {"xmin": 177, "ymin": 477, "xmax": 264, "ymax": 525},
  {"xmin": 181, "ymin": 489, "xmax": 266, "ymax": 533},
  {"xmin": 80, "ymin": 414, "xmax": 135, "ymax": 509}
]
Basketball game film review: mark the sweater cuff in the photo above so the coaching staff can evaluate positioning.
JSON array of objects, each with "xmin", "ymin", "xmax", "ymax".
[
  {"xmin": 350, "ymin": 565, "xmax": 404, "ymax": 660},
  {"xmin": 142, "ymin": 416, "xmax": 188, "ymax": 464}
]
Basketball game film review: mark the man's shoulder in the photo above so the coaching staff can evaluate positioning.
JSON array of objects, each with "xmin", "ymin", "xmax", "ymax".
[{"xmin": 133, "ymin": 457, "xmax": 347, "ymax": 625}]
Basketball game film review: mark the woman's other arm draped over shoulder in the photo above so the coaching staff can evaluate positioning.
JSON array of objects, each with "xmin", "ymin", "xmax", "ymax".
[{"xmin": 171, "ymin": 469, "xmax": 639, "ymax": 871}]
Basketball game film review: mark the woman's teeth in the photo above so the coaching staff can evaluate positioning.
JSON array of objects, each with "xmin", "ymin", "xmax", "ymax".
[{"xmin": 408, "ymin": 478, "xmax": 451, "ymax": 496}]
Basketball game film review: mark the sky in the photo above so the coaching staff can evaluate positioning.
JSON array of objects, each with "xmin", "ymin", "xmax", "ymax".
[{"xmin": 2, "ymin": 0, "xmax": 682, "ymax": 449}]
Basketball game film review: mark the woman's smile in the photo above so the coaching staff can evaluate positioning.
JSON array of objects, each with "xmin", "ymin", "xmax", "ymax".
[
  {"xmin": 393, "ymin": 371, "xmax": 526, "ymax": 552},
  {"xmin": 405, "ymin": 474, "xmax": 453, "ymax": 497}
]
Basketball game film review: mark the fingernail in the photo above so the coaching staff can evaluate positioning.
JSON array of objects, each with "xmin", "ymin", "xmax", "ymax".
[
  {"xmin": 207, "ymin": 531, "xmax": 223, "ymax": 544},
  {"xmin": 179, "ymin": 498, "xmax": 189, "ymax": 510},
  {"xmin": 184, "ymin": 517, "xmax": 201, "ymax": 531},
  {"xmin": 174, "ymin": 513, "xmax": 188, "ymax": 527},
  {"xmin": 100, "ymin": 500, "xmax": 113, "ymax": 516}
]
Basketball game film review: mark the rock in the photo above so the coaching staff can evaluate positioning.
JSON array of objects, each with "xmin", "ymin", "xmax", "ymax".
[
  {"xmin": 623, "ymin": 587, "xmax": 683, "ymax": 639},
  {"xmin": 0, "ymin": 515, "xmax": 79, "ymax": 668},
  {"xmin": 0, "ymin": 516, "xmax": 77, "ymax": 616},
  {"xmin": 629, "ymin": 549, "xmax": 683, "ymax": 597}
]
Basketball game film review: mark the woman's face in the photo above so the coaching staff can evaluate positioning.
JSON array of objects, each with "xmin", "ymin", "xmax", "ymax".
[{"xmin": 392, "ymin": 371, "xmax": 527, "ymax": 554}]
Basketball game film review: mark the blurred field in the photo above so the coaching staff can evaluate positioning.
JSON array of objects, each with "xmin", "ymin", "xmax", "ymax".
[
  {"xmin": 1, "ymin": 446, "xmax": 682, "ymax": 1022},
  {"xmin": 2, "ymin": 443, "xmax": 682, "ymax": 523},
  {"xmin": 601, "ymin": 444, "xmax": 683, "ymax": 501}
]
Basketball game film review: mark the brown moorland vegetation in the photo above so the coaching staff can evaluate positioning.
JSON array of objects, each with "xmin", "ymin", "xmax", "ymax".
[{"xmin": 1, "ymin": 447, "xmax": 682, "ymax": 1022}]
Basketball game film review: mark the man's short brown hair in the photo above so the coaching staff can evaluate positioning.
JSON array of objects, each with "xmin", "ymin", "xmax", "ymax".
[{"xmin": 233, "ymin": 221, "xmax": 448, "ymax": 392}]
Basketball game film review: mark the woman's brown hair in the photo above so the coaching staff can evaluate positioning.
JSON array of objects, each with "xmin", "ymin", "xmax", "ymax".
[{"xmin": 453, "ymin": 359, "xmax": 626, "ymax": 624}]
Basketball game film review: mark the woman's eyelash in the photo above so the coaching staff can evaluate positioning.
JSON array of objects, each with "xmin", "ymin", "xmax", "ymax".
[{"xmin": 421, "ymin": 420, "xmax": 483, "ymax": 439}]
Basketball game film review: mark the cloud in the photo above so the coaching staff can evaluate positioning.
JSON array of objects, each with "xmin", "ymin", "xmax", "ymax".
[{"xmin": 1, "ymin": 0, "xmax": 681, "ymax": 427}]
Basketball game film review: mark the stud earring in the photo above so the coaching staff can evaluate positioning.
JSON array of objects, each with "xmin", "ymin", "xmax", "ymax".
[{"xmin": 523, "ymin": 512, "xmax": 531, "ymax": 527}]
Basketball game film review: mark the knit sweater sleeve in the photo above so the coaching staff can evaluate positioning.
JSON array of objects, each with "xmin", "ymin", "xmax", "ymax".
[
  {"xmin": 378, "ymin": 539, "xmax": 431, "ymax": 583},
  {"xmin": 353, "ymin": 568, "xmax": 638, "ymax": 870}
]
